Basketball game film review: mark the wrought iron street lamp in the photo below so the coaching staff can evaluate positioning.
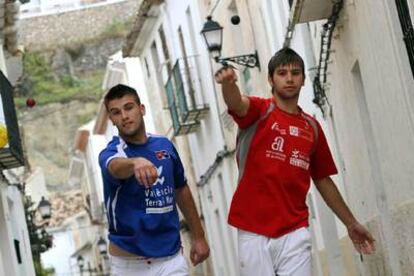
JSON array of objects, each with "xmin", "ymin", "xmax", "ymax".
[
  {"xmin": 37, "ymin": 196, "xmax": 51, "ymax": 220},
  {"xmin": 200, "ymin": 16, "xmax": 223, "ymax": 60},
  {"xmin": 77, "ymin": 255, "xmax": 84, "ymax": 275},
  {"xmin": 97, "ymin": 237, "xmax": 107, "ymax": 255},
  {"xmin": 201, "ymin": 16, "xmax": 260, "ymax": 69},
  {"xmin": 24, "ymin": 196, "xmax": 53, "ymax": 274}
]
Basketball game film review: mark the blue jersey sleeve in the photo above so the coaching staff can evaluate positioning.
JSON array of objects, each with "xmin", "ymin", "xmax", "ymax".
[
  {"xmin": 171, "ymin": 144, "xmax": 187, "ymax": 189},
  {"xmin": 99, "ymin": 146, "xmax": 122, "ymax": 185}
]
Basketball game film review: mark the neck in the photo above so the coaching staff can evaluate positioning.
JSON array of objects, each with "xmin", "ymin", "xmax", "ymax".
[
  {"xmin": 121, "ymin": 128, "xmax": 148, "ymax": 144},
  {"xmin": 273, "ymin": 93, "xmax": 300, "ymax": 114}
]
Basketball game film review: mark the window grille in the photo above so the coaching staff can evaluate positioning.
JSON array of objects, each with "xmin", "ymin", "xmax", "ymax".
[{"xmin": 395, "ymin": 0, "xmax": 414, "ymax": 78}]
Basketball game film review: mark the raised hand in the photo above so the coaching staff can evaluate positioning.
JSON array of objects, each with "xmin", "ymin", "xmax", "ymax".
[
  {"xmin": 133, "ymin": 157, "xmax": 158, "ymax": 188},
  {"xmin": 347, "ymin": 222, "xmax": 376, "ymax": 254},
  {"xmin": 214, "ymin": 64, "xmax": 238, "ymax": 84}
]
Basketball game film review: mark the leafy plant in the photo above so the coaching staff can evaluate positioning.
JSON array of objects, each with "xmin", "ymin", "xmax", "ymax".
[
  {"xmin": 15, "ymin": 52, "xmax": 105, "ymax": 109},
  {"xmin": 34, "ymin": 260, "xmax": 55, "ymax": 276},
  {"xmin": 101, "ymin": 18, "xmax": 133, "ymax": 39}
]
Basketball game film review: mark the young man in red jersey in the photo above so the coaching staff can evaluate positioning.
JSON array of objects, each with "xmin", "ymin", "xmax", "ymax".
[{"xmin": 215, "ymin": 48, "xmax": 375, "ymax": 275}]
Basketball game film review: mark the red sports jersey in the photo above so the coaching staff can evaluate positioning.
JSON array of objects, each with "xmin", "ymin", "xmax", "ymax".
[{"xmin": 228, "ymin": 96, "xmax": 338, "ymax": 238}]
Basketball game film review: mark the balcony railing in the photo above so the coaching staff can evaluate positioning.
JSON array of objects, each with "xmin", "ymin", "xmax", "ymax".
[
  {"xmin": 164, "ymin": 56, "xmax": 209, "ymax": 136},
  {"xmin": 165, "ymin": 77, "xmax": 200, "ymax": 136},
  {"xmin": 0, "ymin": 71, "xmax": 24, "ymax": 170},
  {"xmin": 395, "ymin": 0, "xmax": 414, "ymax": 78},
  {"xmin": 290, "ymin": 0, "xmax": 334, "ymax": 24}
]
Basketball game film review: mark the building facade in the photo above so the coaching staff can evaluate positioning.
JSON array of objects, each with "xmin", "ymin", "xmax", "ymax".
[
  {"xmin": 291, "ymin": 0, "xmax": 414, "ymax": 275},
  {"xmin": 123, "ymin": 1, "xmax": 235, "ymax": 274},
  {"xmin": 120, "ymin": 0, "xmax": 342, "ymax": 275},
  {"xmin": 0, "ymin": 1, "xmax": 35, "ymax": 275},
  {"xmin": 99, "ymin": 0, "xmax": 414, "ymax": 275}
]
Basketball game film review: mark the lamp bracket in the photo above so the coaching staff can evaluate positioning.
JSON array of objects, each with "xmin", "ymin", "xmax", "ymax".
[{"xmin": 215, "ymin": 51, "xmax": 260, "ymax": 70}]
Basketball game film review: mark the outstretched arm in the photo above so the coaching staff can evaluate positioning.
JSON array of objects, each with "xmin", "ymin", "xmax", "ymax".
[
  {"xmin": 108, "ymin": 157, "xmax": 158, "ymax": 188},
  {"xmin": 215, "ymin": 65, "xmax": 250, "ymax": 117},
  {"xmin": 313, "ymin": 176, "xmax": 376, "ymax": 254},
  {"xmin": 175, "ymin": 185, "xmax": 210, "ymax": 265}
]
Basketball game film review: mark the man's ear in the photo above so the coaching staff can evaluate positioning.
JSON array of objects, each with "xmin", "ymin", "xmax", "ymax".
[
  {"xmin": 107, "ymin": 112, "xmax": 115, "ymax": 124},
  {"xmin": 140, "ymin": 104, "xmax": 146, "ymax": 116},
  {"xmin": 267, "ymin": 74, "xmax": 274, "ymax": 87}
]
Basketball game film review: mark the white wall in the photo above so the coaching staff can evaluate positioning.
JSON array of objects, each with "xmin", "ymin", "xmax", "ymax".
[
  {"xmin": 199, "ymin": 0, "xmax": 360, "ymax": 274},
  {"xmin": 307, "ymin": 0, "xmax": 414, "ymax": 274},
  {"xmin": 0, "ymin": 12, "xmax": 35, "ymax": 276},
  {"xmin": 119, "ymin": 0, "xmax": 384, "ymax": 275},
  {"xmin": 160, "ymin": 14, "xmax": 240, "ymax": 274},
  {"xmin": 25, "ymin": 167, "xmax": 49, "ymax": 205},
  {"xmin": 120, "ymin": 1, "xmax": 227, "ymax": 274},
  {"xmin": 41, "ymin": 227, "xmax": 76, "ymax": 275},
  {"xmin": 131, "ymin": 0, "xmax": 346, "ymax": 274},
  {"xmin": 0, "ymin": 183, "xmax": 36, "ymax": 276},
  {"xmin": 124, "ymin": 56, "xmax": 156, "ymax": 134}
]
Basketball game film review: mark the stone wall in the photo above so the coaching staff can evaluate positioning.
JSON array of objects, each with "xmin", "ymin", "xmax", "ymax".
[
  {"xmin": 20, "ymin": 100, "xmax": 99, "ymax": 191},
  {"xmin": 19, "ymin": 0, "xmax": 139, "ymax": 50}
]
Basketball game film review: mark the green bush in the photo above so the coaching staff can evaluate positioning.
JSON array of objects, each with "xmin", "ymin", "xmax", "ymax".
[
  {"xmin": 16, "ymin": 52, "xmax": 105, "ymax": 109},
  {"xmin": 34, "ymin": 260, "xmax": 54, "ymax": 276}
]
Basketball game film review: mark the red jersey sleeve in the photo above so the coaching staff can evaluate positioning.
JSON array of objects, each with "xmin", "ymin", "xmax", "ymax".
[
  {"xmin": 228, "ymin": 96, "xmax": 269, "ymax": 129},
  {"xmin": 310, "ymin": 121, "xmax": 338, "ymax": 180}
]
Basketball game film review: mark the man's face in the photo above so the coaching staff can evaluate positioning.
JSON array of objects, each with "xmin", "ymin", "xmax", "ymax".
[
  {"xmin": 268, "ymin": 63, "xmax": 305, "ymax": 100},
  {"xmin": 107, "ymin": 94, "xmax": 145, "ymax": 138}
]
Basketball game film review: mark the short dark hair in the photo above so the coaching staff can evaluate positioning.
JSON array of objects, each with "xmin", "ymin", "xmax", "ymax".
[
  {"xmin": 268, "ymin": 47, "xmax": 305, "ymax": 77},
  {"xmin": 104, "ymin": 84, "xmax": 141, "ymax": 110}
]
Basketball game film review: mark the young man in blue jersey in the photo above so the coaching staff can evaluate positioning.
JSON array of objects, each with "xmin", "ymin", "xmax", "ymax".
[{"xmin": 99, "ymin": 84, "xmax": 210, "ymax": 275}]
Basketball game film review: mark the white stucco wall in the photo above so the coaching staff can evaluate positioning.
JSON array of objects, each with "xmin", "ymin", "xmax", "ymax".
[
  {"xmin": 307, "ymin": 1, "xmax": 414, "ymax": 275},
  {"xmin": 0, "ymin": 183, "xmax": 35, "ymax": 276},
  {"xmin": 115, "ymin": 0, "xmax": 414, "ymax": 275},
  {"xmin": 25, "ymin": 167, "xmax": 49, "ymax": 205},
  {"xmin": 41, "ymin": 227, "xmax": 76, "ymax": 275},
  {"xmin": 129, "ymin": 0, "xmax": 352, "ymax": 274},
  {"xmin": 205, "ymin": 0, "xmax": 350, "ymax": 274}
]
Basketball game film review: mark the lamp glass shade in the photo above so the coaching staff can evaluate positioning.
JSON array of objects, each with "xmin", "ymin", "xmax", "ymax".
[
  {"xmin": 201, "ymin": 16, "xmax": 223, "ymax": 59},
  {"xmin": 97, "ymin": 238, "xmax": 107, "ymax": 254},
  {"xmin": 77, "ymin": 255, "xmax": 84, "ymax": 267},
  {"xmin": 37, "ymin": 197, "xmax": 51, "ymax": 220}
]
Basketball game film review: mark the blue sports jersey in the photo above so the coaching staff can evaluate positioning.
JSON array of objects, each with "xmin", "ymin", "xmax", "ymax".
[{"xmin": 98, "ymin": 134, "xmax": 187, "ymax": 257}]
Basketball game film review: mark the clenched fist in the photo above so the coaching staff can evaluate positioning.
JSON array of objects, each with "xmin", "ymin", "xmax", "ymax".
[
  {"xmin": 133, "ymin": 157, "xmax": 158, "ymax": 188},
  {"xmin": 214, "ymin": 64, "xmax": 238, "ymax": 84}
]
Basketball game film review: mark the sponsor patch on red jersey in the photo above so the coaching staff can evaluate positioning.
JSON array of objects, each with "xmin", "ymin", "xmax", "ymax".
[
  {"xmin": 155, "ymin": 150, "xmax": 170, "ymax": 160},
  {"xmin": 298, "ymin": 127, "xmax": 314, "ymax": 142}
]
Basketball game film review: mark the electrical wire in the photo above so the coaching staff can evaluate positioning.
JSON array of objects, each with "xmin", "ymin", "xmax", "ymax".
[{"xmin": 208, "ymin": 0, "xmax": 221, "ymax": 16}]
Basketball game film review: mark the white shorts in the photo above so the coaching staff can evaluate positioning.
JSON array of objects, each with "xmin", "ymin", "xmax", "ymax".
[
  {"xmin": 238, "ymin": 227, "xmax": 312, "ymax": 276},
  {"xmin": 109, "ymin": 252, "xmax": 188, "ymax": 276}
]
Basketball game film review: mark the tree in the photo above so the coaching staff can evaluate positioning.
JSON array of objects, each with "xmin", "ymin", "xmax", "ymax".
[{"xmin": 24, "ymin": 196, "xmax": 53, "ymax": 275}]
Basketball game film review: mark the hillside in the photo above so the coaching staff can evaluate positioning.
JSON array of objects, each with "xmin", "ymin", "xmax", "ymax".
[{"xmin": 16, "ymin": 5, "xmax": 136, "ymax": 191}]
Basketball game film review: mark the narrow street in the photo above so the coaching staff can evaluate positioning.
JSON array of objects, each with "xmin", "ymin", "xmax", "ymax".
[{"xmin": 0, "ymin": 0, "xmax": 413, "ymax": 275}]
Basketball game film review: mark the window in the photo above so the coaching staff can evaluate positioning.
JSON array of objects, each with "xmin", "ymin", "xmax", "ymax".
[
  {"xmin": 395, "ymin": 0, "xmax": 414, "ymax": 77},
  {"xmin": 159, "ymin": 26, "xmax": 172, "ymax": 74},
  {"xmin": 14, "ymin": 239, "xmax": 22, "ymax": 264},
  {"xmin": 177, "ymin": 26, "xmax": 194, "ymax": 97},
  {"xmin": 150, "ymin": 41, "xmax": 168, "ymax": 106},
  {"xmin": 143, "ymin": 58, "xmax": 150, "ymax": 78},
  {"xmin": 177, "ymin": 26, "xmax": 197, "ymax": 114}
]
